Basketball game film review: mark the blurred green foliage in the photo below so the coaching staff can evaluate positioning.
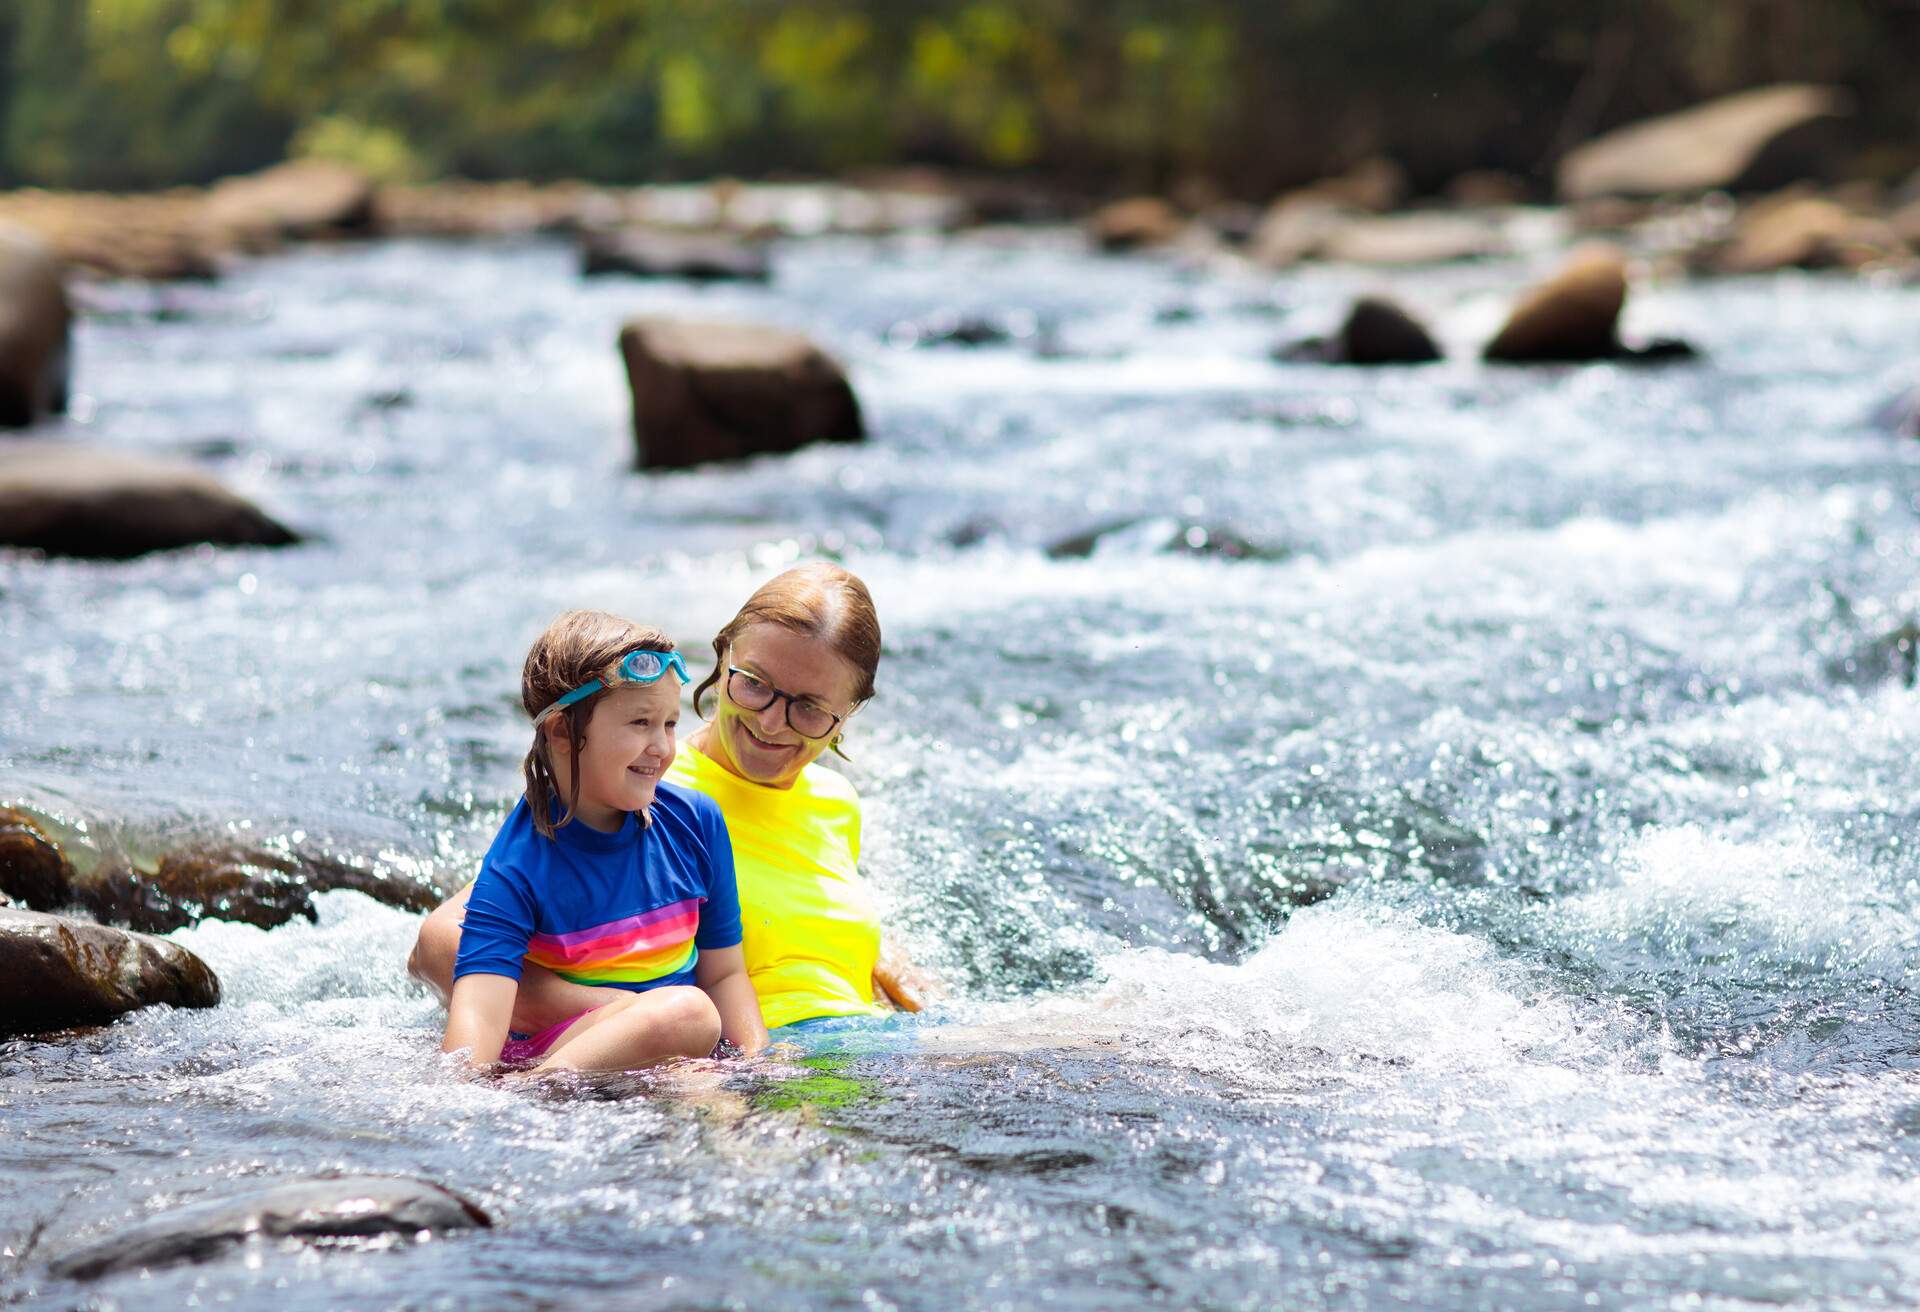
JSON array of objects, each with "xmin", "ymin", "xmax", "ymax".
[{"xmin": 1, "ymin": 0, "xmax": 1913, "ymax": 192}]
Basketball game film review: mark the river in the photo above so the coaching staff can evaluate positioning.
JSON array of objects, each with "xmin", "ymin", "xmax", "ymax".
[{"xmin": 3, "ymin": 228, "xmax": 1919, "ymax": 1309}]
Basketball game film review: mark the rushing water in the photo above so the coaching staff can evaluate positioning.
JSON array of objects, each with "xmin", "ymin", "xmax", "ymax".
[{"xmin": 3, "ymin": 228, "xmax": 1919, "ymax": 1310}]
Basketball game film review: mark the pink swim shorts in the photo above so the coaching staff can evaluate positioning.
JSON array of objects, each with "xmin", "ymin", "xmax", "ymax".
[{"xmin": 499, "ymin": 1006, "xmax": 602, "ymax": 1065}]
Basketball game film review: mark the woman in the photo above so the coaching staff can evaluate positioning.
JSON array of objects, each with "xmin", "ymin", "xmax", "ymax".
[{"xmin": 409, "ymin": 563, "xmax": 929, "ymax": 1055}]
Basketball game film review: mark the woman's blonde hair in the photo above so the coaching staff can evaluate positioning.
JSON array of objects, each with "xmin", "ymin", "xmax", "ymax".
[
  {"xmin": 691, "ymin": 563, "xmax": 881, "ymax": 755},
  {"xmin": 522, "ymin": 609, "xmax": 675, "ymax": 838}
]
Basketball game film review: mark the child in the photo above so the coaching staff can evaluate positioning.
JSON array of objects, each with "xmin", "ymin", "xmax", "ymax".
[{"xmin": 440, "ymin": 610, "xmax": 766, "ymax": 1073}]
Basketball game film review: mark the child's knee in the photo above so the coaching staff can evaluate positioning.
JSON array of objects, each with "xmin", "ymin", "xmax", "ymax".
[{"xmin": 662, "ymin": 987, "xmax": 722, "ymax": 1053}]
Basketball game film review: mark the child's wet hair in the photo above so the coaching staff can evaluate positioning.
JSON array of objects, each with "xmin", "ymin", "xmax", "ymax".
[{"xmin": 522, "ymin": 609, "xmax": 675, "ymax": 838}]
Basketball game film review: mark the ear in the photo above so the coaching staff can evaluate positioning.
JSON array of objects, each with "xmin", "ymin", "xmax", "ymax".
[{"xmin": 541, "ymin": 714, "xmax": 574, "ymax": 754}]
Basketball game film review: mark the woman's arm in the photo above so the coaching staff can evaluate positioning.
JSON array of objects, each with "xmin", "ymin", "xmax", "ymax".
[
  {"xmin": 873, "ymin": 938, "xmax": 939, "ymax": 1013},
  {"xmin": 694, "ymin": 945, "xmax": 768, "ymax": 1056},
  {"xmin": 441, "ymin": 973, "xmax": 519, "ymax": 1068}
]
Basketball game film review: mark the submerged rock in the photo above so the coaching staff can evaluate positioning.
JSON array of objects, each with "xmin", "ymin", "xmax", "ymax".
[
  {"xmin": 0, "ymin": 906, "xmax": 220, "ymax": 1037},
  {"xmin": 618, "ymin": 317, "xmax": 863, "ymax": 470},
  {"xmin": 1874, "ymin": 384, "xmax": 1920, "ymax": 438},
  {"xmin": 1045, "ymin": 517, "xmax": 1286, "ymax": 562},
  {"xmin": 0, "ymin": 441, "xmax": 299, "ymax": 558},
  {"xmin": 49, "ymin": 1176, "xmax": 491, "ymax": 1280},
  {"xmin": 0, "ymin": 223, "xmax": 71, "ymax": 427},
  {"xmin": 1279, "ymin": 297, "xmax": 1441, "ymax": 365},
  {"xmin": 1557, "ymin": 84, "xmax": 1853, "ymax": 201},
  {"xmin": 578, "ymin": 227, "xmax": 770, "ymax": 281}
]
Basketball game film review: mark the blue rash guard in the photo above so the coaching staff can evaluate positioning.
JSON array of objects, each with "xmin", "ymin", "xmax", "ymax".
[{"xmin": 453, "ymin": 781, "xmax": 742, "ymax": 992}]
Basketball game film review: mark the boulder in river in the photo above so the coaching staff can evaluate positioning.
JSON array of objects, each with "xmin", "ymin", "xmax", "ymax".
[
  {"xmin": 578, "ymin": 226, "xmax": 770, "ymax": 281},
  {"xmin": 1088, "ymin": 197, "xmax": 1187, "ymax": 251},
  {"xmin": 0, "ymin": 807, "xmax": 75, "ymax": 909},
  {"xmin": 203, "ymin": 160, "xmax": 377, "ymax": 247},
  {"xmin": 618, "ymin": 317, "xmax": 863, "ymax": 470},
  {"xmin": 0, "ymin": 906, "xmax": 220, "ymax": 1038},
  {"xmin": 0, "ymin": 804, "xmax": 441, "ymax": 932},
  {"xmin": 0, "ymin": 441, "xmax": 299, "ymax": 558},
  {"xmin": 48, "ymin": 1175, "xmax": 491, "ymax": 1280},
  {"xmin": 1557, "ymin": 84, "xmax": 1853, "ymax": 201},
  {"xmin": 1484, "ymin": 246, "xmax": 1627, "ymax": 362},
  {"xmin": 0, "ymin": 222, "xmax": 71, "ymax": 427},
  {"xmin": 1278, "ymin": 296, "xmax": 1441, "ymax": 365}
]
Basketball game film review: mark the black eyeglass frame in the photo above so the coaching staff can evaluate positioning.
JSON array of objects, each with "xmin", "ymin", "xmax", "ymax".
[{"xmin": 724, "ymin": 665, "xmax": 846, "ymax": 741}]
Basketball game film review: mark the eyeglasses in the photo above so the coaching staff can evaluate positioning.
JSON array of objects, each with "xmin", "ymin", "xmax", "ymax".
[
  {"xmin": 534, "ymin": 649, "xmax": 690, "ymax": 725},
  {"xmin": 725, "ymin": 666, "xmax": 844, "ymax": 741}
]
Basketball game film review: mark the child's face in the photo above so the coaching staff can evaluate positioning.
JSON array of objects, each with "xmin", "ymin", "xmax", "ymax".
[{"xmin": 566, "ymin": 679, "xmax": 680, "ymax": 829}]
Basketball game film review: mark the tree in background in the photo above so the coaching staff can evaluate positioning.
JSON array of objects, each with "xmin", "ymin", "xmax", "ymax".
[{"xmin": 1, "ymin": 0, "xmax": 1914, "ymax": 194}]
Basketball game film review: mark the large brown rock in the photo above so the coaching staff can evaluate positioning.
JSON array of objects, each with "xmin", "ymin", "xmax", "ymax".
[
  {"xmin": 204, "ymin": 160, "xmax": 376, "ymax": 246},
  {"xmin": 0, "ymin": 441, "xmax": 299, "ymax": 558},
  {"xmin": 0, "ymin": 223, "xmax": 71, "ymax": 427},
  {"xmin": 0, "ymin": 191, "xmax": 221, "ymax": 281},
  {"xmin": 49, "ymin": 1176, "xmax": 490, "ymax": 1280},
  {"xmin": 0, "ymin": 906, "xmax": 220, "ymax": 1037},
  {"xmin": 618, "ymin": 318, "xmax": 863, "ymax": 470},
  {"xmin": 1557, "ymin": 84, "xmax": 1852, "ymax": 201}
]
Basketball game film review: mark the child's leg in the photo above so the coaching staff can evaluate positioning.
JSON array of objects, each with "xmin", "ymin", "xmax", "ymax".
[{"xmin": 533, "ymin": 986, "xmax": 721, "ymax": 1074}]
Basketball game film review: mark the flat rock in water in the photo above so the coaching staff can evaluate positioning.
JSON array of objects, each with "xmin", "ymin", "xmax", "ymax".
[
  {"xmin": 1557, "ymin": 84, "xmax": 1852, "ymax": 201},
  {"xmin": 0, "ymin": 906, "xmax": 219, "ymax": 1037},
  {"xmin": 1484, "ymin": 246, "xmax": 1627, "ymax": 362},
  {"xmin": 49, "ymin": 1176, "xmax": 491, "ymax": 1280},
  {"xmin": 1710, "ymin": 193, "xmax": 1904, "ymax": 273},
  {"xmin": 578, "ymin": 227, "xmax": 770, "ymax": 281},
  {"xmin": 0, "ymin": 441, "xmax": 298, "ymax": 558},
  {"xmin": 203, "ymin": 160, "xmax": 377, "ymax": 245},
  {"xmin": 1318, "ymin": 213, "xmax": 1502, "ymax": 265},
  {"xmin": 1088, "ymin": 196, "xmax": 1186, "ymax": 251},
  {"xmin": 0, "ymin": 222, "xmax": 71, "ymax": 427},
  {"xmin": 618, "ymin": 317, "xmax": 863, "ymax": 470}
]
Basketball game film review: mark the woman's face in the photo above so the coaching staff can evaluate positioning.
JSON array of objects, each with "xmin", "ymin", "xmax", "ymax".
[{"xmin": 705, "ymin": 622, "xmax": 862, "ymax": 789}]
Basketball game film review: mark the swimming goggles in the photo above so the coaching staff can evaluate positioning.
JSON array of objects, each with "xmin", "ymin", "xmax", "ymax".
[{"xmin": 533, "ymin": 649, "xmax": 690, "ymax": 725}]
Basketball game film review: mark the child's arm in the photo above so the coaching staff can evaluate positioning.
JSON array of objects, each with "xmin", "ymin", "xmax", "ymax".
[
  {"xmin": 442, "ymin": 973, "xmax": 519, "ymax": 1068},
  {"xmin": 694, "ymin": 946, "xmax": 767, "ymax": 1056}
]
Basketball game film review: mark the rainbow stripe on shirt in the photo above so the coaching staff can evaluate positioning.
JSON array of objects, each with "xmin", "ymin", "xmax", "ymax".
[{"xmin": 524, "ymin": 896, "xmax": 703, "ymax": 986}]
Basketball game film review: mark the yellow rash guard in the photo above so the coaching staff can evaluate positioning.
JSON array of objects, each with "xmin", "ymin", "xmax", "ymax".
[{"xmin": 667, "ymin": 743, "xmax": 886, "ymax": 1028}]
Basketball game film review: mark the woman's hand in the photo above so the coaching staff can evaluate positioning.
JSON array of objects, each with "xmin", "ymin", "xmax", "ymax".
[{"xmin": 873, "ymin": 939, "xmax": 939, "ymax": 1013}]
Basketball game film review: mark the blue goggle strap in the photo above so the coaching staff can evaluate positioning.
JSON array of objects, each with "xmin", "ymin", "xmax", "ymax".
[{"xmin": 533, "ymin": 649, "xmax": 690, "ymax": 724}]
